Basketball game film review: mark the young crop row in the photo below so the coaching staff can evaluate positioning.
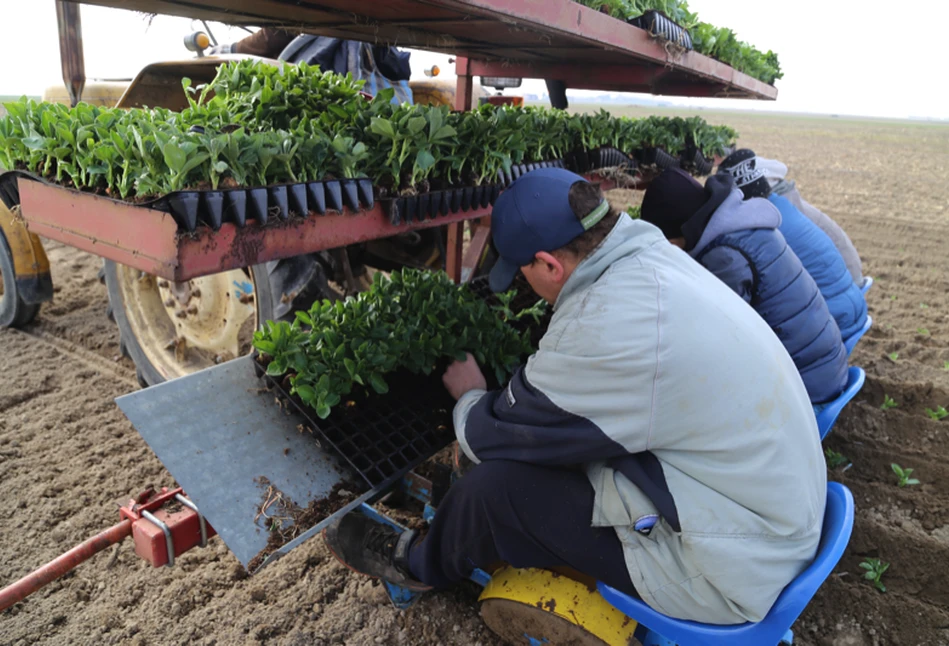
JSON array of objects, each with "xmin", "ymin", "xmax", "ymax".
[
  {"xmin": 576, "ymin": 0, "xmax": 782, "ymax": 85},
  {"xmin": 0, "ymin": 60, "xmax": 737, "ymax": 201},
  {"xmin": 253, "ymin": 268, "xmax": 546, "ymax": 419}
]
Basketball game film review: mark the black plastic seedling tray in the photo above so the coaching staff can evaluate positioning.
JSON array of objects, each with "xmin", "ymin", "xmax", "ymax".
[
  {"xmin": 628, "ymin": 10, "xmax": 693, "ymax": 49},
  {"xmin": 255, "ymin": 361, "xmax": 455, "ymax": 490}
]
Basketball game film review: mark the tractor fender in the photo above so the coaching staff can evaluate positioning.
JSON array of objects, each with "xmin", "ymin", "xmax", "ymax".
[
  {"xmin": 0, "ymin": 203, "xmax": 52, "ymax": 305},
  {"xmin": 479, "ymin": 567, "xmax": 639, "ymax": 646}
]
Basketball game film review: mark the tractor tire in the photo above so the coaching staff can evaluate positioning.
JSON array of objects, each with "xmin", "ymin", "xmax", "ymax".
[
  {"xmin": 0, "ymin": 228, "xmax": 41, "ymax": 329},
  {"xmin": 103, "ymin": 253, "xmax": 340, "ymax": 387}
]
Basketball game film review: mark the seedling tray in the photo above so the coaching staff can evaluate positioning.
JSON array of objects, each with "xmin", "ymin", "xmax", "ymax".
[
  {"xmin": 628, "ymin": 11, "xmax": 693, "ymax": 49},
  {"xmin": 680, "ymin": 148, "xmax": 714, "ymax": 176},
  {"xmin": 565, "ymin": 147, "xmax": 633, "ymax": 174},
  {"xmin": 255, "ymin": 360, "xmax": 455, "ymax": 490},
  {"xmin": 635, "ymin": 147, "xmax": 680, "ymax": 170}
]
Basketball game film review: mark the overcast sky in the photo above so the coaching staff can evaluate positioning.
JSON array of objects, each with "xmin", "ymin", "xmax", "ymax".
[{"xmin": 3, "ymin": 1, "xmax": 948, "ymax": 120}]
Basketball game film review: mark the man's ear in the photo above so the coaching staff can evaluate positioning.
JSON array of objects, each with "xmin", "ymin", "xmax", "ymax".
[{"xmin": 534, "ymin": 251, "xmax": 566, "ymax": 282}]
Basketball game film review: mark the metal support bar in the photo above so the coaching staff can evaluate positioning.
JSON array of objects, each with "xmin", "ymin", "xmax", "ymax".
[
  {"xmin": 140, "ymin": 510, "xmax": 175, "ymax": 568},
  {"xmin": 0, "ymin": 519, "xmax": 132, "ymax": 611},
  {"xmin": 175, "ymin": 494, "xmax": 208, "ymax": 548},
  {"xmin": 55, "ymin": 1, "xmax": 85, "ymax": 107}
]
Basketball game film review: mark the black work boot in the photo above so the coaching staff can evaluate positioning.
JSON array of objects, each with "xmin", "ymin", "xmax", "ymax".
[{"xmin": 322, "ymin": 513, "xmax": 431, "ymax": 591}]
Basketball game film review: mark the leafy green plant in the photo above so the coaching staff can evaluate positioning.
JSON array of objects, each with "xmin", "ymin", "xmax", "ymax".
[
  {"xmin": 888, "ymin": 352, "xmax": 899, "ymax": 362},
  {"xmin": 824, "ymin": 447, "xmax": 849, "ymax": 470},
  {"xmin": 880, "ymin": 395, "xmax": 898, "ymax": 411},
  {"xmin": 920, "ymin": 303, "xmax": 929, "ymax": 309},
  {"xmin": 924, "ymin": 406, "xmax": 948, "ymax": 421},
  {"xmin": 859, "ymin": 558, "xmax": 889, "ymax": 592},
  {"xmin": 917, "ymin": 327, "xmax": 930, "ymax": 336},
  {"xmin": 252, "ymin": 268, "xmax": 541, "ymax": 419},
  {"xmin": 891, "ymin": 463, "xmax": 920, "ymax": 487},
  {"xmin": 943, "ymin": 361, "xmax": 949, "ymax": 372}
]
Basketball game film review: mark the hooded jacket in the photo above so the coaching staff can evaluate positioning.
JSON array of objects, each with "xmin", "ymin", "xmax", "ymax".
[
  {"xmin": 686, "ymin": 176, "xmax": 849, "ymax": 404},
  {"xmin": 453, "ymin": 214, "xmax": 826, "ymax": 624},
  {"xmin": 769, "ymin": 194, "xmax": 868, "ymax": 339}
]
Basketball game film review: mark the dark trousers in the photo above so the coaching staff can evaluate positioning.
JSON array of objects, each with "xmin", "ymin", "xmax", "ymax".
[{"xmin": 407, "ymin": 459, "xmax": 639, "ymax": 597}]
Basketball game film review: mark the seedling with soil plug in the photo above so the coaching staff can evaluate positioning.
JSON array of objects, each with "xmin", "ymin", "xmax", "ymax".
[
  {"xmin": 860, "ymin": 558, "xmax": 889, "ymax": 592},
  {"xmin": 880, "ymin": 395, "xmax": 898, "ymax": 411},
  {"xmin": 824, "ymin": 447, "xmax": 850, "ymax": 469},
  {"xmin": 925, "ymin": 406, "xmax": 948, "ymax": 421},
  {"xmin": 891, "ymin": 463, "xmax": 920, "ymax": 487}
]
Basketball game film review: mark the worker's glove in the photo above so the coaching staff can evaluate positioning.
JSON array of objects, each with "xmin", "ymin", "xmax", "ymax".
[{"xmin": 208, "ymin": 43, "xmax": 235, "ymax": 56}]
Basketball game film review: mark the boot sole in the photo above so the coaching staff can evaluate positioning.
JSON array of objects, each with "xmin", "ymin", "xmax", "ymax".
[{"xmin": 321, "ymin": 528, "xmax": 433, "ymax": 592}]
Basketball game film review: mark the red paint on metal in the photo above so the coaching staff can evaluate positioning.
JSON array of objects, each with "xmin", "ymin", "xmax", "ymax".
[
  {"xmin": 69, "ymin": 0, "xmax": 776, "ymax": 99},
  {"xmin": 132, "ymin": 507, "xmax": 217, "ymax": 568},
  {"xmin": 0, "ymin": 520, "xmax": 133, "ymax": 612}
]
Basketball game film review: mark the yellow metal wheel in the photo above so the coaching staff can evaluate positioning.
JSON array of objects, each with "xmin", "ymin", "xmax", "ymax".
[
  {"xmin": 105, "ymin": 261, "xmax": 258, "ymax": 384},
  {"xmin": 479, "ymin": 568, "xmax": 640, "ymax": 646}
]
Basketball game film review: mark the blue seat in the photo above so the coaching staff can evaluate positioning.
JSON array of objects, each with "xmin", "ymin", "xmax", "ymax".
[
  {"xmin": 597, "ymin": 483, "xmax": 855, "ymax": 646},
  {"xmin": 860, "ymin": 276, "xmax": 873, "ymax": 295},
  {"xmin": 814, "ymin": 366, "xmax": 865, "ymax": 440},
  {"xmin": 843, "ymin": 315, "xmax": 872, "ymax": 356}
]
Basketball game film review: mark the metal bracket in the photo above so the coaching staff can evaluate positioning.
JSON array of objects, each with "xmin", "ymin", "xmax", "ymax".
[
  {"xmin": 140, "ymin": 510, "xmax": 175, "ymax": 568},
  {"xmin": 175, "ymin": 494, "xmax": 208, "ymax": 548}
]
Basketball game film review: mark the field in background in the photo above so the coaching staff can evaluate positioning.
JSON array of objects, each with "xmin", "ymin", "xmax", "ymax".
[{"xmin": 1, "ymin": 108, "xmax": 948, "ymax": 645}]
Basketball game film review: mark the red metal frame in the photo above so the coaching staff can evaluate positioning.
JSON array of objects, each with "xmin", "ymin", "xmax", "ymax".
[
  {"xmin": 18, "ymin": 179, "xmax": 495, "ymax": 282},
  {"xmin": 66, "ymin": 0, "xmax": 777, "ymax": 100}
]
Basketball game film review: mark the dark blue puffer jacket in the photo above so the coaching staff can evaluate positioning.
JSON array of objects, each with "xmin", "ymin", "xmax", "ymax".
[
  {"xmin": 770, "ymin": 194, "xmax": 867, "ymax": 340},
  {"xmin": 684, "ymin": 176, "xmax": 848, "ymax": 404}
]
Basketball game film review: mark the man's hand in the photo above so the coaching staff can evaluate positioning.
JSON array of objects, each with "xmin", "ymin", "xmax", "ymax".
[{"xmin": 442, "ymin": 353, "xmax": 487, "ymax": 401}]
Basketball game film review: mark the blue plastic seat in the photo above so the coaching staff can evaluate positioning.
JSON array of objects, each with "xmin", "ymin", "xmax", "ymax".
[
  {"xmin": 860, "ymin": 276, "xmax": 873, "ymax": 295},
  {"xmin": 813, "ymin": 366, "xmax": 865, "ymax": 440},
  {"xmin": 843, "ymin": 315, "xmax": 872, "ymax": 356},
  {"xmin": 597, "ymin": 483, "xmax": 855, "ymax": 646}
]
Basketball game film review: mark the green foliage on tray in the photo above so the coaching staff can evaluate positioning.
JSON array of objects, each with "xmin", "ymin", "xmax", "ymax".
[
  {"xmin": 574, "ymin": 0, "xmax": 782, "ymax": 85},
  {"xmin": 252, "ymin": 268, "xmax": 544, "ymax": 419},
  {"xmin": 0, "ymin": 60, "xmax": 739, "ymax": 200}
]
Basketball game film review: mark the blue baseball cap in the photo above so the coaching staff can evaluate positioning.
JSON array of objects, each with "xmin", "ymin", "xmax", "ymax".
[{"xmin": 488, "ymin": 168, "xmax": 610, "ymax": 292}]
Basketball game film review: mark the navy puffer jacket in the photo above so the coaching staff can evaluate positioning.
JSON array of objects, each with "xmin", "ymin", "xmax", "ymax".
[
  {"xmin": 770, "ymin": 194, "xmax": 868, "ymax": 340},
  {"xmin": 684, "ymin": 176, "xmax": 848, "ymax": 404}
]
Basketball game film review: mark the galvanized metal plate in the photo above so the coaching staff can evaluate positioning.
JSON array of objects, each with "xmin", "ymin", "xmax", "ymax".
[{"xmin": 116, "ymin": 356, "xmax": 364, "ymax": 569}]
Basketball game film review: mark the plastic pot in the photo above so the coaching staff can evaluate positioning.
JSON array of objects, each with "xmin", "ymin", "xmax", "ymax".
[
  {"xmin": 268, "ymin": 185, "xmax": 289, "ymax": 221},
  {"xmin": 324, "ymin": 180, "xmax": 343, "ymax": 212},
  {"xmin": 307, "ymin": 182, "xmax": 327, "ymax": 215},
  {"xmin": 357, "ymin": 178, "xmax": 374, "ymax": 209},
  {"xmin": 201, "ymin": 191, "xmax": 225, "ymax": 230},
  {"xmin": 450, "ymin": 188, "xmax": 462, "ymax": 213},
  {"xmin": 168, "ymin": 193, "xmax": 200, "ymax": 232},
  {"xmin": 224, "ymin": 190, "xmax": 247, "ymax": 228},
  {"xmin": 417, "ymin": 192, "xmax": 432, "ymax": 221},
  {"xmin": 340, "ymin": 179, "xmax": 360, "ymax": 212},
  {"xmin": 248, "ymin": 187, "xmax": 269, "ymax": 225},
  {"xmin": 461, "ymin": 187, "xmax": 473, "ymax": 212},
  {"xmin": 480, "ymin": 185, "xmax": 492, "ymax": 208}
]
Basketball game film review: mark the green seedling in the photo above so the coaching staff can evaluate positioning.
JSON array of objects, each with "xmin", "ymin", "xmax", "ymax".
[
  {"xmin": 880, "ymin": 395, "xmax": 898, "ymax": 411},
  {"xmin": 824, "ymin": 447, "xmax": 850, "ymax": 469},
  {"xmin": 917, "ymin": 328, "xmax": 930, "ymax": 336},
  {"xmin": 920, "ymin": 303, "xmax": 930, "ymax": 309},
  {"xmin": 891, "ymin": 463, "xmax": 920, "ymax": 487},
  {"xmin": 943, "ymin": 361, "xmax": 949, "ymax": 372},
  {"xmin": 924, "ymin": 406, "xmax": 948, "ymax": 421},
  {"xmin": 889, "ymin": 295, "xmax": 897, "ymax": 301},
  {"xmin": 859, "ymin": 558, "xmax": 889, "ymax": 592},
  {"xmin": 888, "ymin": 352, "xmax": 899, "ymax": 362}
]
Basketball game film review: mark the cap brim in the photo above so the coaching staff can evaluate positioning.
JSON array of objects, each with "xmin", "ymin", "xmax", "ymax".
[{"xmin": 489, "ymin": 257, "xmax": 520, "ymax": 293}]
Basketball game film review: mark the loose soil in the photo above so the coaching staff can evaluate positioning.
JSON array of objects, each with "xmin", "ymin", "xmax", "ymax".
[{"xmin": 1, "ymin": 111, "xmax": 948, "ymax": 645}]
